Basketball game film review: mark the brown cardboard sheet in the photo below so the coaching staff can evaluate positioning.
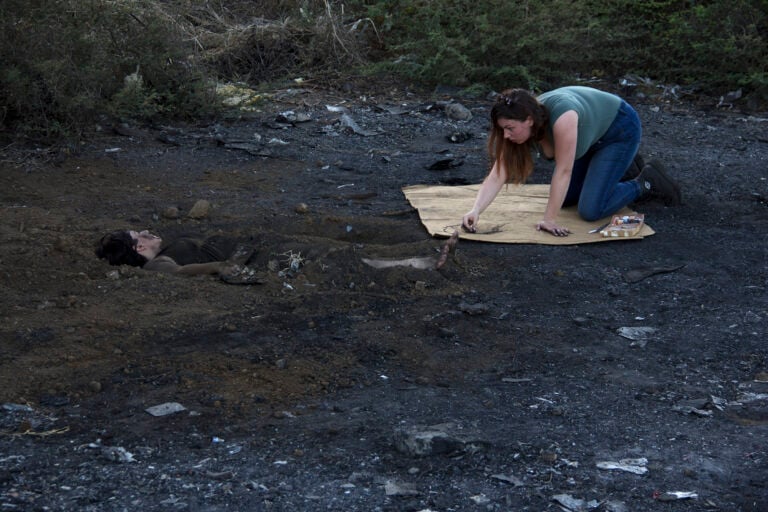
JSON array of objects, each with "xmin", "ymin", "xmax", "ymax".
[{"xmin": 402, "ymin": 184, "xmax": 654, "ymax": 245}]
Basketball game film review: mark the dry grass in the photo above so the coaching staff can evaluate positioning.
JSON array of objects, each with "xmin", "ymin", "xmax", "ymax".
[{"xmin": 161, "ymin": 0, "xmax": 367, "ymax": 82}]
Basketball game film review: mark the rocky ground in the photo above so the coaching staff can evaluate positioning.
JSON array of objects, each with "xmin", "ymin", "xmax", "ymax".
[{"xmin": 1, "ymin": 80, "xmax": 767, "ymax": 511}]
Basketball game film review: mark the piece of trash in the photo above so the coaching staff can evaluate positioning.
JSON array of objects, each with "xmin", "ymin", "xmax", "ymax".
[
  {"xmin": 435, "ymin": 230, "xmax": 459, "ymax": 270},
  {"xmin": 447, "ymin": 131, "xmax": 472, "ymax": 143},
  {"xmin": 384, "ymin": 480, "xmax": 420, "ymax": 496},
  {"xmin": 145, "ymin": 402, "xmax": 187, "ymax": 417},
  {"xmin": 362, "ymin": 257, "xmax": 436, "ymax": 270},
  {"xmin": 596, "ymin": 457, "xmax": 648, "ymax": 474},
  {"xmin": 616, "ymin": 326, "xmax": 656, "ymax": 347},
  {"xmin": 616, "ymin": 327, "xmax": 656, "ymax": 341},
  {"xmin": 552, "ymin": 493, "xmax": 600, "ymax": 511},
  {"xmin": 656, "ymin": 491, "xmax": 698, "ymax": 501},
  {"xmin": 105, "ymin": 148, "xmax": 121, "ymax": 153},
  {"xmin": 673, "ymin": 404, "xmax": 713, "ymax": 417},
  {"xmin": 326, "ymin": 104, "xmax": 350, "ymax": 114},
  {"xmin": 490, "ymin": 473, "xmax": 524, "ymax": 486},
  {"xmin": 673, "ymin": 395, "xmax": 727, "ymax": 416},
  {"xmin": 3, "ymin": 403, "xmax": 34, "ymax": 412},
  {"xmin": 470, "ymin": 494, "xmax": 490, "ymax": 505},
  {"xmin": 339, "ymin": 113, "xmax": 378, "ymax": 136},
  {"xmin": 623, "ymin": 264, "xmax": 685, "ymax": 283},
  {"xmin": 101, "ymin": 446, "xmax": 135, "ymax": 463},
  {"xmin": 736, "ymin": 392, "xmax": 768, "ymax": 403},
  {"xmin": 212, "ymin": 436, "xmax": 225, "ymax": 443}
]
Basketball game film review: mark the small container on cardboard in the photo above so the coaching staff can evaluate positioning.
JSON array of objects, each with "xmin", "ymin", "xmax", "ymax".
[{"xmin": 600, "ymin": 214, "xmax": 645, "ymax": 238}]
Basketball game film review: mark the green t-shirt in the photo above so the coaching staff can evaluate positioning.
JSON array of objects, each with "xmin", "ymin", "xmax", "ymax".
[{"xmin": 538, "ymin": 86, "xmax": 622, "ymax": 159}]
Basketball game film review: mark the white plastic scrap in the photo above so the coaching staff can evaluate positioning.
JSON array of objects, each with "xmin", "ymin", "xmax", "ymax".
[
  {"xmin": 737, "ymin": 392, "xmax": 768, "ymax": 403},
  {"xmin": 101, "ymin": 446, "xmax": 135, "ymax": 463},
  {"xmin": 617, "ymin": 326, "xmax": 656, "ymax": 346},
  {"xmin": 595, "ymin": 457, "xmax": 648, "ymax": 475},
  {"xmin": 552, "ymin": 493, "xmax": 600, "ymax": 511},
  {"xmin": 490, "ymin": 473, "xmax": 525, "ymax": 487},
  {"xmin": 657, "ymin": 491, "xmax": 698, "ymax": 501},
  {"xmin": 145, "ymin": 402, "xmax": 187, "ymax": 417}
]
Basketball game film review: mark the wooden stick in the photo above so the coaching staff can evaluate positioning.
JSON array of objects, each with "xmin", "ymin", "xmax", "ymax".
[{"xmin": 435, "ymin": 230, "xmax": 459, "ymax": 269}]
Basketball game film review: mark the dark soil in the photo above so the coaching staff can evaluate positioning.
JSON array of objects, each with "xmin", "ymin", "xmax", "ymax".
[{"xmin": 1, "ymin": 81, "xmax": 767, "ymax": 512}]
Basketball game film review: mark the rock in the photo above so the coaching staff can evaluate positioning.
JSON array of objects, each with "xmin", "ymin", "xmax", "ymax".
[
  {"xmin": 187, "ymin": 199, "xmax": 211, "ymax": 219},
  {"xmin": 445, "ymin": 102, "xmax": 472, "ymax": 121},
  {"xmin": 393, "ymin": 423, "xmax": 488, "ymax": 456},
  {"xmin": 162, "ymin": 206, "xmax": 180, "ymax": 219}
]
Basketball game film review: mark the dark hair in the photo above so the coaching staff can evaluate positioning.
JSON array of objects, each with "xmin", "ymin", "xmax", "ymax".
[
  {"xmin": 488, "ymin": 88, "xmax": 549, "ymax": 184},
  {"xmin": 95, "ymin": 231, "xmax": 148, "ymax": 267}
]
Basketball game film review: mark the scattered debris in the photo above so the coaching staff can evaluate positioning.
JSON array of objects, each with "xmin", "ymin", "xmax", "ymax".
[
  {"xmin": 616, "ymin": 326, "xmax": 656, "ymax": 347},
  {"xmin": 673, "ymin": 396, "xmax": 727, "ymax": 416},
  {"xmin": 623, "ymin": 264, "xmax": 685, "ymax": 283},
  {"xmin": 220, "ymin": 265, "xmax": 266, "ymax": 285},
  {"xmin": 596, "ymin": 457, "xmax": 648, "ymax": 475},
  {"xmin": 447, "ymin": 131, "xmax": 472, "ymax": 143},
  {"xmin": 490, "ymin": 473, "xmax": 524, "ymax": 487},
  {"xmin": 435, "ymin": 230, "xmax": 459, "ymax": 269},
  {"xmin": 655, "ymin": 490, "xmax": 698, "ymax": 501},
  {"xmin": 101, "ymin": 446, "xmax": 136, "ymax": 463},
  {"xmin": 145, "ymin": 402, "xmax": 187, "ymax": 417},
  {"xmin": 339, "ymin": 113, "xmax": 379, "ymax": 136},
  {"xmin": 383, "ymin": 480, "xmax": 420, "ymax": 496},
  {"xmin": 736, "ymin": 392, "xmax": 768, "ymax": 403},
  {"xmin": 552, "ymin": 493, "xmax": 600, "ymax": 511},
  {"xmin": 393, "ymin": 423, "xmax": 488, "ymax": 457},
  {"xmin": 362, "ymin": 256, "xmax": 436, "ymax": 270}
]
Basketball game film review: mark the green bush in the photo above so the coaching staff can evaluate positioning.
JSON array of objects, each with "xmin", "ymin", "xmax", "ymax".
[
  {"xmin": 347, "ymin": 0, "xmax": 768, "ymax": 100},
  {"xmin": 1, "ymin": 0, "xmax": 765, "ymax": 144},
  {"xmin": 0, "ymin": 0, "xmax": 217, "ymax": 140}
]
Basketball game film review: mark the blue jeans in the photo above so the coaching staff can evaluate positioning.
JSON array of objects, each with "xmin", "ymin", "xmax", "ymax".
[{"xmin": 563, "ymin": 100, "xmax": 643, "ymax": 221}]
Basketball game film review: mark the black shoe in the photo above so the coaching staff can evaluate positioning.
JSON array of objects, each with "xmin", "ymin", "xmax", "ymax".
[
  {"xmin": 637, "ymin": 160, "xmax": 682, "ymax": 206},
  {"xmin": 621, "ymin": 153, "xmax": 645, "ymax": 182}
]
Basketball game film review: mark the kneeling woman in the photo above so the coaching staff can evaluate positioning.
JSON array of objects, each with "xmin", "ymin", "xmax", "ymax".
[
  {"xmin": 462, "ymin": 86, "xmax": 681, "ymax": 237},
  {"xmin": 95, "ymin": 230, "xmax": 261, "ymax": 283}
]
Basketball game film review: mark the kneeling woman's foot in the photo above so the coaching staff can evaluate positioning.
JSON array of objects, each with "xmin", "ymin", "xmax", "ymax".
[
  {"xmin": 621, "ymin": 153, "xmax": 645, "ymax": 182},
  {"xmin": 636, "ymin": 160, "xmax": 682, "ymax": 206}
]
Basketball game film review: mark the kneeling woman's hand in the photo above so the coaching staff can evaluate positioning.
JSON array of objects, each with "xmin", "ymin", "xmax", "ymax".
[{"xmin": 536, "ymin": 219, "xmax": 571, "ymax": 237}]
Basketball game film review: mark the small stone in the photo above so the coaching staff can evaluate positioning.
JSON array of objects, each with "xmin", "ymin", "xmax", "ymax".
[
  {"xmin": 445, "ymin": 102, "xmax": 472, "ymax": 121},
  {"xmin": 162, "ymin": 206, "xmax": 180, "ymax": 219},
  {"xmin": 187, "ymin": 199, "xmax": 211, "ymax": 219},
  {"xmin": 295, "ymin": 202, "xmax": 309, "ymax": 213},
  {"xmin": 88, "ymin": 381, "xmax": 102, "ymax": 393}
]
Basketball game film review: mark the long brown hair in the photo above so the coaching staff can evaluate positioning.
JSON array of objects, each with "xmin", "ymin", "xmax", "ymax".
[{"xmin": 488, "ymin": 88, "xmax": 549, "ymax": 184}]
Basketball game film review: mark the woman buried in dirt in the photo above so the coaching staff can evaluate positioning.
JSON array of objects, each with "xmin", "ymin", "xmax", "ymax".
[
  {"xmin": 95, "ymin": 230, "xmax": 263, "ymax": 284},
  {"xmin": 462, "ymin": 86, "xmax": 681, "ymax": 237}
]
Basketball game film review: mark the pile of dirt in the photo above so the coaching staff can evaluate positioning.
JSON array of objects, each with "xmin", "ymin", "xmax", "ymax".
[{"xmin": 1, "ymin": 82, "xmax": 767, "ymax": 511}]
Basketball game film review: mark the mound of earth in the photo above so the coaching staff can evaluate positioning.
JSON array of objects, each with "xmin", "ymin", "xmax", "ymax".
[{"xmin": 1, "ymin": 82, "xmax": 767, "ymax": 511}]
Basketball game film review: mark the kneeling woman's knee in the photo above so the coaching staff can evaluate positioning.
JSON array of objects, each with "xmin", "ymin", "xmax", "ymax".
[{"xmin": 578, "ymin": 204, "xmax": 603, "ymax": 222}]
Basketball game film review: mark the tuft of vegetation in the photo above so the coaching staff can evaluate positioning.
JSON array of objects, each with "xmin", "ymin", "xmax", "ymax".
[
  {"xmin": 348, "ymin": 0, "xmax": 768, "ymax": 99},
  {"xmin": 1, "ymin": 0, "xmax": 766, "ymax": 143}
]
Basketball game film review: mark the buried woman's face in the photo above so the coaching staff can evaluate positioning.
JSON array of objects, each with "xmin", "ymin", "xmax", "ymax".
[{"xmin": 129, "ymin": 230, "xmax": 162, "ymax": 255}]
